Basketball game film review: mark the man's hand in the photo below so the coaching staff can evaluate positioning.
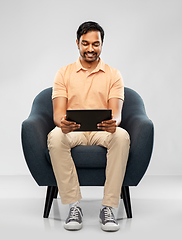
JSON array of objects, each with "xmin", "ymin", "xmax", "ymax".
[
  {"xmin": 97, "ymin": 116, "xmax": 117, "ymax": 133},
  {"xmin": 97, "ymin": 98, "xmax": 123, "ymax": 133},
  {"xmin": 60, "ymin": 115, "xmax": 80, "ymax": 134}
]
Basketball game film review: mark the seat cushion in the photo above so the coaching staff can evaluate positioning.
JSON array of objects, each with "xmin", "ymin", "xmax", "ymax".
[{"xmin": 45, "ymin": 145, "xmax": 107, "ymax": 168}]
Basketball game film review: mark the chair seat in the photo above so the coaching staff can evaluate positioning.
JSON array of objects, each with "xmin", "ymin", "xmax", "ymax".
[{"xmin": 46, "ymin": 145, "xmax": 107, "ymax": 168}]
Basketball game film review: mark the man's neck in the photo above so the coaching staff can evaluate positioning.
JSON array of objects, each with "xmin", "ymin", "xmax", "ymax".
[{"xmin": 79, "ymin": 57, "xmax": 100, "ymax": 73}]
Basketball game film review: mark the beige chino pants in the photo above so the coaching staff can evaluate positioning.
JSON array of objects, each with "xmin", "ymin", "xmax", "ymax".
[{"xmin": 47, "ymin": 127, "xmax": 130, "ymax": 208}]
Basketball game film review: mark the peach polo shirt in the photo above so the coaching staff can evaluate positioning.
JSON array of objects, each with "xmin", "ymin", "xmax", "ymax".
[{"xmin": 52, "ymin": 58, "xmax": 124, "ymax": 110}]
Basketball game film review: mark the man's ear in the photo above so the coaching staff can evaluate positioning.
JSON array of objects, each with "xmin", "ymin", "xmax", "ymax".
[{"xmin": 76, "ymin": 39, "xmax": 79, "ymax": 49}]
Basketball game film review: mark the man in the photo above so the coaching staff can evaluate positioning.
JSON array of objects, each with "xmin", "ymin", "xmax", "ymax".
[{"xmin": 47, "ymin": 21, "xmax": 130, "ymax": 232}]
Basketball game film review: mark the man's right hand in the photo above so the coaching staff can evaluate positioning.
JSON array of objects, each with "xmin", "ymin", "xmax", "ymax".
[{"xmin": 60, "ymin": 115, "xmax": 81, "ymax": 134}]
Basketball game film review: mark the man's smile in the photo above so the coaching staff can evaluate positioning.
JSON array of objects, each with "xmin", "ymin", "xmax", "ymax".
[{"xmin": 85, "ymin": 52, "xmax": 96, "ymax": 58}]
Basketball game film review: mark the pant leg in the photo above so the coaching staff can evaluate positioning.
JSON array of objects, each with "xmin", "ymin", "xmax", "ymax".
[
  {"xmin": 47, "ymin": 127, "xmax": 88, "ymax": 205},
  {"xmin": 89, "ymin": 127, "xmax": 130, "ymax": 208}
]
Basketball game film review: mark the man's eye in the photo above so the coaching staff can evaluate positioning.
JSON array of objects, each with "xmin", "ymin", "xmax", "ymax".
[{"xmin": 82, "ymin": 42, "xmax": 88, "ymax": 46}]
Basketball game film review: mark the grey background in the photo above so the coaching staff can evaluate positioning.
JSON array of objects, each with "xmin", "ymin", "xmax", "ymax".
[{"xmin": 0, "ymin": 0, "xmax": 181, "ymax": 175}]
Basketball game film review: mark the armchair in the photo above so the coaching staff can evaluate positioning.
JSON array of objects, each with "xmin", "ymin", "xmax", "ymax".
[{"xmin": 21, "ymin": 87, "xmax": 154, "ymax": 219}]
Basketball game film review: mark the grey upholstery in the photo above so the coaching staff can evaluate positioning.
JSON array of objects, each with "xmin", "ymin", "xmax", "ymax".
[
  {"xmin": 21, "ymin": 87, "xmax": 154, "ymax": 218},
  {"xmin": 22, "ymin": 87, "xmax": 154, "ymax": 186}
]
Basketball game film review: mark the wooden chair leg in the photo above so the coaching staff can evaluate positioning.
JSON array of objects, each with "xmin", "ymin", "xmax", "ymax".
[
  {"xmin": 43, "ymin": 186, "xmax": 58, "ymax": 218},
  {"xmin": 121, "ymin": 186, "xmax": 132, "ymax": 218}
]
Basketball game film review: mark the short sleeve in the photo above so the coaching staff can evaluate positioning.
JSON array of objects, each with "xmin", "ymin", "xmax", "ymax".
[
  {"xmin": 52, "ymin": 69, "xmax": 68, "ymax": 99},
  {"xmin": 108, "ymin": 69, "xmax": 124, "ymax": 101}
]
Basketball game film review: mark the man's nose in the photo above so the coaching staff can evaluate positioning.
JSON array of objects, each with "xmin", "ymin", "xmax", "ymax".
[{"xmin": 88, "ymin": 44, "xmax": 94, "ymax": 52}]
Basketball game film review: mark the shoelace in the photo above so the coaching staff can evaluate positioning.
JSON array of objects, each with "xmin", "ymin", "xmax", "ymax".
[
  {"xmin": 104, "ymin": 207, "xmax": 116, "ymax": 222},
  {"xmin": 68, "ymin": 205, "xmax": 80, "ymax": 221}
]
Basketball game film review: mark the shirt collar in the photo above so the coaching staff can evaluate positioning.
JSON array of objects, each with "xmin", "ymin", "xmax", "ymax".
[{"xmin": 76, "ymin": 57, "xmax": 105, "ymax": 73}]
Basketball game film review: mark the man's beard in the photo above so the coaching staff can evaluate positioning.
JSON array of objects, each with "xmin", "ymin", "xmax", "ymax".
[{"xmin": 82, "ymin": 51, "xmax": 99, "ymax": 62}]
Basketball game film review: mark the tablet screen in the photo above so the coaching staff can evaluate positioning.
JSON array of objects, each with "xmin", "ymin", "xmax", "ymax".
[{"xmin": 66, "ymin": 109, "xmax": 112, "ymax": 131}]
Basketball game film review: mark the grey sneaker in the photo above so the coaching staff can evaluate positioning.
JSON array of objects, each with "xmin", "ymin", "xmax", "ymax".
[
  {"xmin": 99, "ymin": 206, "xmax": 120, "ymax": 232},
  {"xmin": 64, "ymin": 205, "xmax": 83, "ymax": 230}
]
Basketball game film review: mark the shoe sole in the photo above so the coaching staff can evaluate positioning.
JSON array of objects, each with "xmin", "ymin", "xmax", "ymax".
[
  {"xmin": 64, "ymin": 222, "xmax": 83, "ymax": 231},
  {"xmin": 99, "ymin": 219, "xmax": 120, "ymax": 232}
]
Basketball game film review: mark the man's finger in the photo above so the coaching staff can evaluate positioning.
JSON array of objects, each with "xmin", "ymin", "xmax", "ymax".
[
  {"xmin": 101, "ymin": 119, "xmax": 116, "ymax": 124},
  {"xmin": 97, "ymin": 121, "xmax": 116, "ymax": 128},
  {"xmin": 61, "ymin": 119, "xmax": 77, "ymax": 126}
]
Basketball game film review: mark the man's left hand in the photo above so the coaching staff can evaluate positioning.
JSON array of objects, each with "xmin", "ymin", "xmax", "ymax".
[{"xmin": 97, "ymin": 119, "xmax": 117, "ymax": 133}]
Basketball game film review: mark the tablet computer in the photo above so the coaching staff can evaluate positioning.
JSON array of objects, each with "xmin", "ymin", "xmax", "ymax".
[{"xmin": 66, "ymin": 109, "xmax": 112, "ymax": 131}]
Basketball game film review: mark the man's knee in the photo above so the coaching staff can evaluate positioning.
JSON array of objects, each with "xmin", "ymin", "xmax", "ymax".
[
  {"xmin": 114, "ymin": 127, "xmax": 130, "ymax": 145},
  {"xmin": 48, "ymin": 127, "xmax": 67, "ymax": 149}
]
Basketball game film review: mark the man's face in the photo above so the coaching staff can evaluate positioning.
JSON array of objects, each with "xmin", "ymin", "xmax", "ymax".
[{"xmin": 76, "ymin": 31, "xmax": 103, "ymax": 63}]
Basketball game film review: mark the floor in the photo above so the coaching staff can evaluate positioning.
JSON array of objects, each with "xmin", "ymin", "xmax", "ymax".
[{"xmin": 0, "ymin": 175, "xmax": 182, "ymax": 239}]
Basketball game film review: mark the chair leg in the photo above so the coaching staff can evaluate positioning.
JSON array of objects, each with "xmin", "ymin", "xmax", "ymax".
[
  {"xmin": 43, "ymin": 186, "xmax": 58, "ymax": 218},
  {"xmin": 53, "ymin": 187, "xmax": 58, "ymax": 199},
  {"xmin": 121, "ymin": 186, "xmax": 132, "ymax": 218}
]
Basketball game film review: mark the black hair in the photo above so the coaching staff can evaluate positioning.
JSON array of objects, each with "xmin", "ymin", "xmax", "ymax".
[{"xmin": 77, "ymin": 21, "xmax": 104, "ymax": 43}]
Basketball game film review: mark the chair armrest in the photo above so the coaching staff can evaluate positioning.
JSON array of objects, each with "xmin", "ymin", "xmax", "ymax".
[
  {"xmin": 21, "ymin": 115, "xmax": 56, "ymax": 186},
  {"xmin": 122, "ymin": 115, "xmax": 154, "ymax": 186}
]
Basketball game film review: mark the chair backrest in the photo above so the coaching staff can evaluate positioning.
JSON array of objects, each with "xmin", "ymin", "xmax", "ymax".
[
  {"xmin": 29, "ymin": 87, "xmax": 55, "ymax": 133},
  {"xmin": 120, "ymin": 87, "xmax": 147, "ymax": 129},
  {"xmin": 29, "ymin": 87, "xmax": 148, "ymax": 133}
]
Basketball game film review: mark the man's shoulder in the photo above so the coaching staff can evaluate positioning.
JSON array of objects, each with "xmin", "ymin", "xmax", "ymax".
[
  {"xmin": 103, "ymin": 62, "xmax": 122, "ymax": 78},
  {"xmin": 57, "ymin": 62, "xmax": 76, "ymax": 74}
]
